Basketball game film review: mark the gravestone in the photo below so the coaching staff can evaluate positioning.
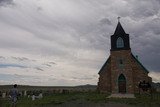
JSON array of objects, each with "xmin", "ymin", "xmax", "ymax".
[
  {"xmin": 39, "ymin": 93, "xmax": 43, "ymax": 98},
  {"xmin": 2, "ymin": 93, "xmax": 6, "ymax": 98},
  {"xmin": 24, "ymin": 91, "xmax": 27, "ymax": 96},
  {"xmin": 32, "ymin": 95, "xmax": 35, "ymax": 101}
]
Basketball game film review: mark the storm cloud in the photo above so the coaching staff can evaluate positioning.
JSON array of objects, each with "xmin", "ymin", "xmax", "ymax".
[
  {"xmin": 0, "ymin": 0, "xmax": 160, "ymax": 86},
  {"xmin": 0, "ymin": 0, "xmax": 14, "ymax": 6}
]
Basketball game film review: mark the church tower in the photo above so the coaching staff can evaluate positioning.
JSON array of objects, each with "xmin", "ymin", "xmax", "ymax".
[
  {"xmin": 111, "ymin": 21, "xmax": 130, "ymax": 51},
  {"xmin": 98, "ymin": 20, "xmax": 152, "ymax": 94}
]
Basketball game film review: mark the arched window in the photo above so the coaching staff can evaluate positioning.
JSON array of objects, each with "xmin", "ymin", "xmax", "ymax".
[
  {"xmin": 116, "ymin": 37, "xmax": 124, "ymax": 48},
  {"xmin": 118, "ymin": 74, "xmax": 126, "ymax": 81}
]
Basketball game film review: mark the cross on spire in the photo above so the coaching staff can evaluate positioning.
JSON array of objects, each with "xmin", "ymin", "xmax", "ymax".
[
  {"xmin": 114, "ymin": 17, "xmax": 126, "ymax": 35},
  {"xmin": 118, "ymin": 17, "xmax": 121, "ymax": 22}
]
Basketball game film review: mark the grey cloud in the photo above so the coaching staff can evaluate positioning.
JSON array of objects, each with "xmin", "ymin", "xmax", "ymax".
[
  {"xmin": 0, "ymin": 63, "xmax": 27, "ymax": 68},
  {"xmin": 1, "ymin": 56, "xmax": 37, "ymax": 63},
  {"xmin": 49, "ymin": 62, "xmax": 56, "ymax": 65},
  {"xmin": 43, "ymin": 63, "xmax": 52, "ymax": 67},
  {"xmin": 0, "ymin": 55, "xmax": 48, "ymax": 72},
  {"xmin": 129, "ymin": 0, "xmax": 160, "ymax": 18},
  {"xmin": 37, "ymin": 6, "xmax": 43, "ymax": 11},
  {"xmin": 35, "ymin": 67, "xmax": 44, "ymax": 71},
  {"xmin": 0, "ymin": 56, "xmax": 5, "ymax": 59},
  {"xmin": 11, "ymin": 57, "xmax": 29, "ymax": 61},
  {"xmin": 148, "ymin": 18, "xmax": 160, "ymax": 35},
  {"xmin": 42, "ymin": 62, "xmax": 57, "ymax": 67},
  {"xmin": 127, "ymin": 14, "xmax": 160, "ymax": 73},
  {"xmin": 72, "ymin": 76, "xmax": 93, "ymax": 80},
  {"xmin": 132, "ymin": 36, "xmax": 160, "ymax": 72},
  {"xmin": 0, "ymin": 0, "xmax": 109, "ymax": 58},
  {"xmin": 156, "ymin": 0, "xmax": 160, "ymax": 4},
  {"xmin": 99, "ymin": 18, "xmax": 112, "ymax": 26},
  {"xmin": 0, "ymin": 0, "xmax": 14, "ymax": 6},
  {"xmin": 14, "ymin": 74, "xmax": 23, "ymax": 78}
]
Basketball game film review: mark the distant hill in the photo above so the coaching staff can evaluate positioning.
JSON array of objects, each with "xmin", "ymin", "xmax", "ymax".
[
  {"xmin": 0, "ymin": 84, "xmax": 97, "ymax": 92},
  {"xmin": 152, "ymin": 82, "xmax": 160, "ymax": 89},
  {"xmin": 75, "ymin": 84, "xmax": 97, "ymax": 88}
]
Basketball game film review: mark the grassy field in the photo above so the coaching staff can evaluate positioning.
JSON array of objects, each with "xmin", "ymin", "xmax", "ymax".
[{"xmin": 0, "ymin": 92, "xmax": 160, "ymax": 107}]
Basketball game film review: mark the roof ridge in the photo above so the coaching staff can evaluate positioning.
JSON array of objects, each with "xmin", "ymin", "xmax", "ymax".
[
  {"xmin": 98, "ymin": 56, "xmax": 111, "ymax": 74},
  {"xmin": 131, "ymin": 53, "xmax": 149, "ymax": 73}
]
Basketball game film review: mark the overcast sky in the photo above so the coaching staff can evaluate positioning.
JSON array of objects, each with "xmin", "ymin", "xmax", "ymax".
[{"xmin": 0, "ymin": 0, "xmax": 160, "ymax": 86}]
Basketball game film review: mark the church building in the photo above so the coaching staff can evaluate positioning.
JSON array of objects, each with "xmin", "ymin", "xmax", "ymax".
[{"xmin": 98, "ymin": 20, "xmax": 152, "ymax": 94}]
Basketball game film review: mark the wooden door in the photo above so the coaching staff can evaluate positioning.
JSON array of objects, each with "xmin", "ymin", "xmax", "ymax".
[{"xmin": 118, "ymin": 74, "xmax": 126, "ymax": 93}]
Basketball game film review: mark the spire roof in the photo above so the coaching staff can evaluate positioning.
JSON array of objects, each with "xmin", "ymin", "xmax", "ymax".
[{"xmin": 114, "ymin": 22, "xmax": 126, "ymax": 35}]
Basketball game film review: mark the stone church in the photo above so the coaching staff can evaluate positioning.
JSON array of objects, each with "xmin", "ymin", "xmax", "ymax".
[{"xmin": 98, "ymin": 21, "xmax": 152, "ymax": 94}]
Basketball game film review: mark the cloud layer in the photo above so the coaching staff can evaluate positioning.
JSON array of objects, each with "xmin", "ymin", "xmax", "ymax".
[{"xmin": 0, "ymin": 0, "xmax": 160, "ymax": 86}]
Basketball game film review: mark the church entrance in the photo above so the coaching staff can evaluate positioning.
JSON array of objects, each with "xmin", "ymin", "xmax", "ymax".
[{"xmin": 118, "ymin": 74, "xmax": 126, "ymax": 93}]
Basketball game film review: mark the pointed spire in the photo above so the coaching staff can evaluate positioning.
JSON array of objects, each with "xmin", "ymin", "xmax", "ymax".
[
  {"xmin": 118, "ymin": 17, "xmax": 121, "ymax": 22},
  {"xmin": 114, "ymin": 18, "xmax": 126, "ymax": 35}
]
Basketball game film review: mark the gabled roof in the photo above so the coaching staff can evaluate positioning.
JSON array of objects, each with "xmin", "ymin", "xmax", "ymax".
[
  {"xmin": 98, "ymin": 56, "xmax": 111, "ymax": 74},
  {"xmin": 114, "ymin": 22, "xmax": 126, "ymax": 35},
  {"xmin": 131, "ymin": 53, "xmax": 149, "ymax": 73}
]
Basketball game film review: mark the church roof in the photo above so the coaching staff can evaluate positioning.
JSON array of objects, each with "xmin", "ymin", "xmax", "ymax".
[
  {"xmin": 114, "ymin": 22, "xmax": 126, "ymax": 35},
  {"xmin": 131, "ymin": 53, "xmax": 149, "ymax": 73},
  {"xmin": 98, "ymin": 56, "xmax": 110, "ymax": 74},
  {"xmin": 98, "ymin": 54, "xmax": 149, "ymax": 74}
]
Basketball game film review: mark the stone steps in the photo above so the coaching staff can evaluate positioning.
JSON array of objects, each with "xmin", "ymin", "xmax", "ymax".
[{"xmin": 107, "ymin": 94, "xmax": 135, "ymax": 98}]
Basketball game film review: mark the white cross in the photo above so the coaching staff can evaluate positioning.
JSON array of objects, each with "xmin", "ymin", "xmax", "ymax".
[{"xmin": 118, "ymin": 17, "xmax": 121, "ymax": 22}]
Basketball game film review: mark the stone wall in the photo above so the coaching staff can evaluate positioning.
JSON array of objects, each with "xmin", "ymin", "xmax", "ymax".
[
  {"xmin": 130, "ymin": 56, "xmax": 152, "ymax": 93},
  {"xmin": 98, "ymin": 57, "xmax": 111, "ymax": 93},
  {"xmin": 110, "ymin": 50, "xmax": 134, "ymax": 94}
]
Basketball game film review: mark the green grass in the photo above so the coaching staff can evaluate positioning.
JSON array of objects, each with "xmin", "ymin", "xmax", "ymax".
[
  {"xmin": 1, "ymin": 92, "xmax": 160, "ymax": 107},
  {"xmin": 0, "ymin": 92, "xmax": 108, "ymax": 107}
]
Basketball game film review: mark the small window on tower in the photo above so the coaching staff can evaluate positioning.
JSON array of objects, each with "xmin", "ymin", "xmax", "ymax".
[
  {"xmin": 117, "ymin": 37, "xmax": 124, "ymax": 48},
  {"xmin": 117, "ymin": 58, "xmax": 124, "ymax": 69}
]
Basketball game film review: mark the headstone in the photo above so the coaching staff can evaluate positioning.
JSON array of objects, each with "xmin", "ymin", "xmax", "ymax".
[
  {"xmin": 59, "ymin": 89, "xmax": 63, "ymax": 93},
  {"xmin": 32, "ymin": 95, "xmax": 35, "ymax": 101},
  {"xmin": 39, "ymin": 93, "xmax": 43, "ymax": 99},
  {"xmin": 24, "ymin": 91, "xmax": 27, "ymax": 96},
  {"xmin": 2, "ymin": 93, "xmax": 6, "ymax": 98}
]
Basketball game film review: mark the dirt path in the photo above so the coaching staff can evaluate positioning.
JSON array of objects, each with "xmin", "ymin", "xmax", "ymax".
[{"xmin": 43, "ymin": 102, "xmax": 142, "ymax": 107}]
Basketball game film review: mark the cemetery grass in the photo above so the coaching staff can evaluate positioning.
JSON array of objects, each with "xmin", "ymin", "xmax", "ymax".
[
  {"xmin": 0, "ymin": 92, "xmax": 108, "ymax": 107},
  {"xmin": 1, "ymin": 92, "xmax": 160, "ymax": 107}
]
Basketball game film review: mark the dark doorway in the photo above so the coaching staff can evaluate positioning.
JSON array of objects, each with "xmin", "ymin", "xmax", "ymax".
[{"xmin": 118, "ymin": 74, "xmax": 126, "ymax": 93}]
